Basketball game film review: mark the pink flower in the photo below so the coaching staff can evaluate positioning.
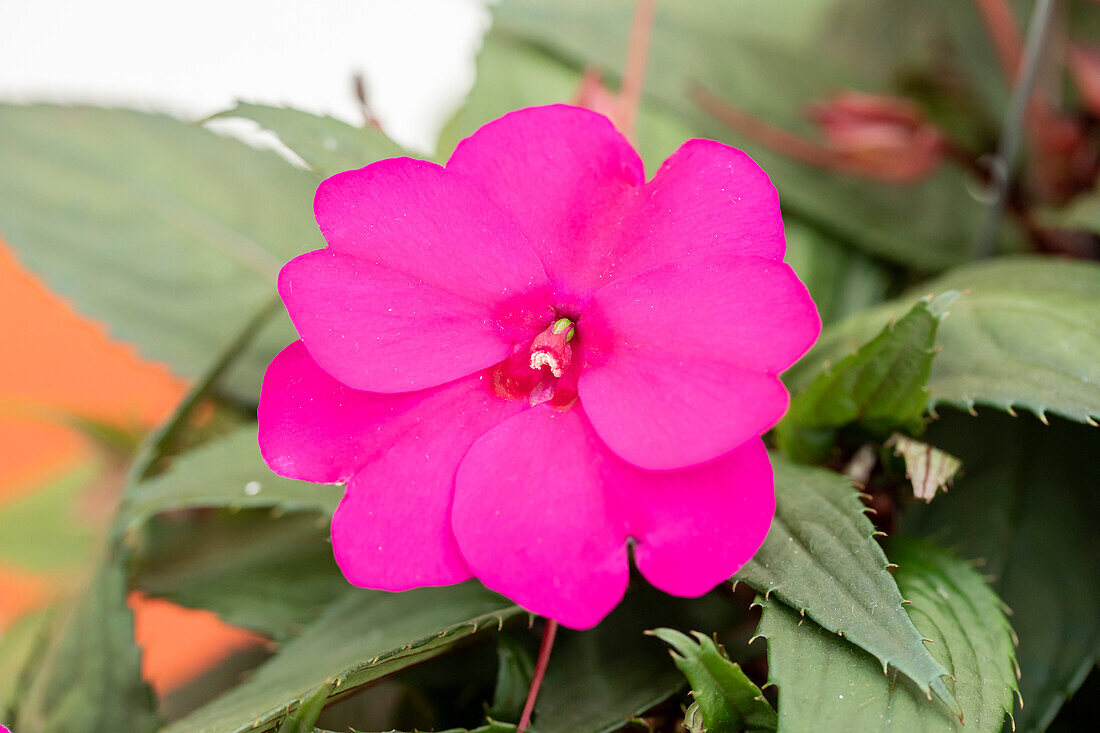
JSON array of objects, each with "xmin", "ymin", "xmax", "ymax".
[{"xmin": 258, "ymin": 105, "xmax": 820, "ymax": 629}]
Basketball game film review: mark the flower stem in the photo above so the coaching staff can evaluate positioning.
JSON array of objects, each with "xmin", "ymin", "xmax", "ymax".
[
  {"xmin": 976, "ymin": 0, "xmax": 1058, "ymax": 258},
  {"xmin": 974, "ymin": 0, "xmax": 1024, "ymax": 83},
  {"xmin": 517, "ymin": 619, "xmax": 559, "ymax": 732},
  {"xmin": 617, "ymin": 0, "xmax": 657, "ymax": 139}
]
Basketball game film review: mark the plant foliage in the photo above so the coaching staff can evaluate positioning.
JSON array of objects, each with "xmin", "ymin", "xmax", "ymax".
[{"xmin": 1, "ymin": 0, "xmax": 1098, "ymax": 730}]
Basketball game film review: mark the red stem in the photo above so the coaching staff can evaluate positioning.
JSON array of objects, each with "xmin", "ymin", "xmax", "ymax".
[
  {"xmin": 974, "ymin": 0, "xmax": 1024, "ymax": 83},
  {"xmin": 690, "ymin": 83, "xmax": 842, "ymax": 169},
  {"xmin": 517, "ymin": 619, "xmax": 559, "ymax": 732},
  {"xmin": 617, "ymin": 0, "xmax": 658, "ymax": 139}
]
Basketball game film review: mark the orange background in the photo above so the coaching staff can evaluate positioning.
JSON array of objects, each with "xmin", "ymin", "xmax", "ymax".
[{"xmin": 0, "ymin": 240, "xmax": 260, "ymax": 694}]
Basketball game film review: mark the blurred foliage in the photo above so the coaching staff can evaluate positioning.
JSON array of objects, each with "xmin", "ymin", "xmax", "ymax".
[{"xmin": 1, "ymin": 0, "xmax": 1098, "ymax": 731}]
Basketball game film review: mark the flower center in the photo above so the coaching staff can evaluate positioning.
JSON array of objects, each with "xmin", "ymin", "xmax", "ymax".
[{"xmin": 492, "ymin": 317, "xmax": 579, "ymax": 408}]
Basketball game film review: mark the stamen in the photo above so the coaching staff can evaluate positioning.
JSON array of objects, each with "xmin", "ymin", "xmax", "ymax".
[{"xmin": 530, "ymin": 351, "xmax": 563, "ymax": 378}]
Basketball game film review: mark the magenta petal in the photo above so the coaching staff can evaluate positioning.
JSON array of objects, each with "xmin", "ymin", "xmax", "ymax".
[
  {"xmin": 315, "ymin": 158, "xmax": 548, "ymax": 307},
  {"xmin": 259, "ymin": 343, "xmax": 524, "ymax": 589},
  {"xmin": 617, "ymin": 438, "xmax": 775, "ymax": 597},
  {"xmin": 579, "ymin": 252, "xmax": 820, "ymax": 470},
  {"xmin": 452, "ymin": 407, "xmax": 630, "ymax": 629},
  {"xmin": 301, "ymin": 157, "xmax": 552, "ymax": 391},
  {"xmin": 281, "ymin": 249, "xmax": 516, "ymax": 393},
  {"xmin": 258, "ymin": 339, "xmax": 522, "ymax": 483},
  {"xmin": 259, "ymin": 340, "xmax": 393, "ymax": 484},
  {"xmin": 332, "ymin": 467, "xmax": 475, "ymax": 590},
  {"xmin": 449, "ymin": 112, "xmax": 785, "ymax": 303},
  {"xmin": 638, "ymin": 139, "xmax": 786, "ymax": 262},
  {"xmin": 447, "ymin": 105, "xmax": 645, "ymax": 304}
]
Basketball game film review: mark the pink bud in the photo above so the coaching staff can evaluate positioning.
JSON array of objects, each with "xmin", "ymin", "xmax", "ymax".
[
  {"xmin": 1070, "ymin": 45, "xmax": 1100, "ymax": 119},
  {"xmin": 573, "ymin": 67, "xmax": 621, "ymax": 122},
  {"xmin": 808, "ymin": 92, "xmax": 945, "ymax": 183}
]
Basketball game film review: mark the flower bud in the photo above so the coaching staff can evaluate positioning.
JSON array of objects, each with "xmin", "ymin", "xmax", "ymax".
[{"xmin": 808, "ymin": 92, "xmax": 945, "ymax": 183}]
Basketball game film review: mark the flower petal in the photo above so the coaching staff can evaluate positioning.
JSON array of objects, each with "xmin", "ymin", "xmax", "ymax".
[
  {"xmin": 315, "ymin": 157, "xmax": 548, "ymax": 307},
  {"xmin": 333, "ymin": 466, "xmax": 476, "ymax": 590},
  {"xmin": 302, "ymin": 158, "xmax": 552, "ymax": 391},
  {"xmin": 579, "ymin": 252, "xmax": 820, "ymax": 470},
  {"xmin": 259, "ymin": 335, "xmax": 521, "ymax": 483},
  {"xmin": 448, "ymin": 110, "xmax": 784, "ymax": 304},
  {"xmin": 446, "ymin": 105, "xmax": 645, "ymax": 306},
  {"xmin": 637, "ymin": 139, "xmax": 785, "ymax": 262},
  {"xmin": 616, "ymin": 438, "xmax": 775, "ymax": 597},
  {"xmin": 257, "ymin": 355, "xmax": 523, "ymax": 590},
  {"xmin": 452, "ymin": 406, "xmax": 630, "ymax": 629},
  {"xmin": 280, "ymin": 249, "xmax": 545, "ymax": 393}
]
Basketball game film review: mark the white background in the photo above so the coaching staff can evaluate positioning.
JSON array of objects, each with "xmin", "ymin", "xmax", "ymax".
[{"xmin": 0, "ymin": 0, "xmax": 492, "ymax": 153}]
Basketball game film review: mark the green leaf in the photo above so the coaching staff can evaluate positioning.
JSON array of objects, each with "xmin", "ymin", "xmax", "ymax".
[
  {"xmin": 1036, "ymin": 189, "xmax": 1100, "ymax": 234},
  {"xmin": 782, "ymin": 219, "xmax": 893, "ymax": 326},
  {"xmin": 903, "ymin": 411, "xmax": 1100, "ymax": 732},
  {"xmin": 276, "ymin": 684, "xmax": 330, "ymax": 733},
  {"xmin": 757, "ymin": 539, "xmax": 1018, "ymax": 732},
  {"xmin": 648, "ymin": 629, "xmax": 777, "ymax": 732},
  {"xmin": 357, "ymin": 724, "xmax": 517, "ymax": 733},
  {"xmin": 0, "ymin": 103, "xmax": 318, "ymax": 402},
  {"xmin": 785, "ymin": 256, "xmax": 1100, "ymax": 426},
  {"xmin": 0, "ymin": 461, "xmax": 101, "ymax": 572},
  {"xmin": 777, "ymin": 293, "xmax": 954, "ymax": 463},
  {"xmin": 162, "ymin": 584, "xmax": 523, "ymax": 733},
  {"xmin": 0, "ymin": 609, "xmax": 53, "ymax": 721},
  {"xmin": 440, "ymin": 33, "xmax": 698, "ymax": 175},
  {"xmin": 133, "ymin": 511, "xmax": 347, "ymax": 641},
  {"xmin": 487, "ymin": 633, "xmax": 535, "ymax": 722},
  {"xmin": 14, "ymin": 563, "xmax": 158, "ymax": 733},
  {"xmin": 213, "ymin": 102, "xmax": 411, "ymax": 178},
  {"xmin": 533, "ymin": 586, "xmax": 735, "ymax": 733},
  {"xmin": 884, "ymin": 433, "xmax": 961, "ymax": 503},
  {"xmin": 118, "ymin": 426, "xmax": 342, "ymax": 533},
  {"xmin": 735, "ymin": 456, "xmax": 954, "ymax": 708},
  {"xmin": 494, "ymin": 0, "xmax": 1020, "ymax": 269}
]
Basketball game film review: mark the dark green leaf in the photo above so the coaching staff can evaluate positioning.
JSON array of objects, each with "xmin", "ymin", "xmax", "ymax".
[
  {"xmin": 133, "ymin": 511, "xmax": 347, "ymax": 641},
  {"xmin": 15, "ymin": 564, "xmax": 157, "ymax": 733},
  {"xmin": 648, "ymin": 628, "xmax": 777, "ymax": 732},
  {"xmin": 276, "ymin": 685, "xmax": 330, "ymax": 733},
  {"xmin": 903, "ymin": 411, "xmax": 1100, "ymax": 732},
  {"xmin": 735, "ymin": 456, "xmax": 954, "ymax": 708},
  {"xmin": 533, "ymin": 586, "xmax": 738, "ymax": 733},
  {"xmin": 777, "ymin": 293, "xmax": 954, "ymax": 463},
  {"xmin": 119, "ymin": 426, "xmax": 342, "ymax": 533},
  {"xmin": 785, "ymin": 256, "xmax": 1100, "ymax": 426},
  {"xmin": 757, "ymin": 539, "xmax": 1017, "ymax": 732},
  {"xmin": 0, "ymin": 103, "xmax": 318, "ymax": 401},
  {"xmin": 487, "ymin": 633, "xmax": 535, "ymax": 722},
  {"xmin": 214, "ymin": 102, "xmax": 411, "ymax": 178},
  {"xmin": 162, "ymin": 584, "xmax": 523, "ymax": 733}
]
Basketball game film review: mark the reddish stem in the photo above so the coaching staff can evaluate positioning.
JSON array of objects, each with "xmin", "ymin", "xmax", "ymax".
[
  {"xmin": 974, "ymin": 0, "xmax": 1024, "ymax": 83},
  {"xmin": 690, "ymin": 83, "xmax": 841, "ymax": 169},
  {"xmin": 617, "ymin": 0, "xmax": 658, "ymax": 139},
  {"xmin": 517, "ymin": 619, "xmax": 559, "ymax": 732}
]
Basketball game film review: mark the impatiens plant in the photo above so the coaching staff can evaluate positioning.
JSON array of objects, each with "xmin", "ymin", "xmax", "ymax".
[
  {"xmin": 259, "ymin": 104, "xmax": 820, "ymax": 629},
  {"xmin": 0, "ymin": 1, "xmax": 1098, "ymax": 732}
]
